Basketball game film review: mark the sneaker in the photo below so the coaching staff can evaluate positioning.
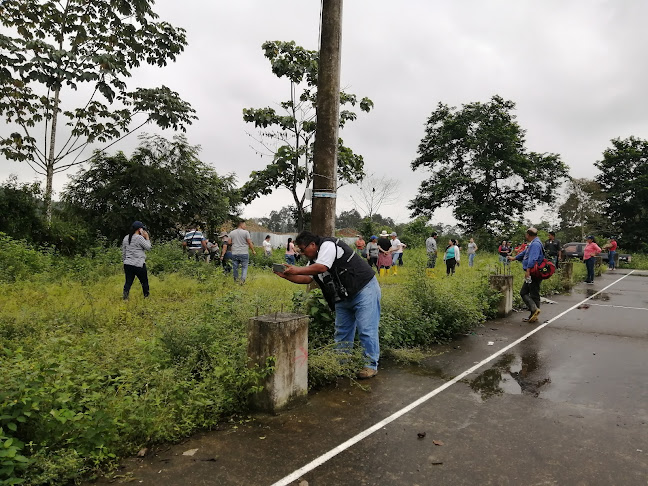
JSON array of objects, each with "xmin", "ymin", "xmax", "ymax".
[
  {"xmin": 586, "ymin": 281, "xmax": 594, "ymax": 285},
  {"xmin": 356, "ymin": 367, "xmax": 378, "ymax": 379},
  {"xmin": 528, "ymin": 309, "xmax": 541, "ymax": 323}
]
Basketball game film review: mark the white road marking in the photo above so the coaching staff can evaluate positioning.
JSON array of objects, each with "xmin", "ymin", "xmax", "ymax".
[
  {"xmin": 587, "ymin": 303, "xmax": 648, "ymax": 311},
  {"xmin": 270, "ymin": 271, "xmax": 636, "ymax": 486}
]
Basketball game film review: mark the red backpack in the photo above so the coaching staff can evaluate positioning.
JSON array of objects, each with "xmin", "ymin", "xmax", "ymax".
[{"xmin": 529, "ymin": 245, "xmax": 556, "ymax": 279}]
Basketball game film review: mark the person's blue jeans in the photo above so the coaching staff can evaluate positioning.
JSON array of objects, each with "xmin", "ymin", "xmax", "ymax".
[
  {"xmin": 334, "ymin": 277, "xmax": 381, "ymax": 370},
  {"xmin": 499, "ymin": 255, "xmax": 510, "ymax": 266},
  {"xmin": 585, "ymin": 257, "xmax": 595, "ymax": 283},
  {"xmin": 285, "ymin": 254, "xmax": 296, "ymax": 265},
  {"xmin": 232, "ymin": 253, "xmax": 249, "ymax": 282},
  {"xmin": 391, "ymin": 252, "xmax": 402, "ymax": 266},
  {"xmin": 608, "ymin": 250, "xmax": 616, "ymax": 269},
  {"xmin": 468, "ymin": 253, "xmax": 475, "ymax": 267}
]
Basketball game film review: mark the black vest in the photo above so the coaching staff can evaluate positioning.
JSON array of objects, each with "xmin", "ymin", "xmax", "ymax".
[{"xmin": 311, "ymin": 238, "xmax": 376, "ymax": 308}]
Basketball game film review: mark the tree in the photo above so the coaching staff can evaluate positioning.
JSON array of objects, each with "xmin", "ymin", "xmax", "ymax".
[
  {"xmin": 349, "ymin": 174, "xmax": 399, "ymax": 220},
  {"xmin": 595, "ymin": 136, "xmax": 648, "ymax": 252},
  {"xmin": 0, "ymin": 0, "xmax": 196, "ymax": 220},
  {"xmin": 257, "ymin": 206, "xmax": 298, "ymax": 233},
  {"xmin": 241, "ymin": 41, "xmax": 373, "ymax": 231},
  {"xmin": 336, "ymin": 209, "xmax": 362, "ymax": 230},
  {"xmin": 0, "ymin": 175, "xmax": 45, "ymax": 240},
  {"xmin": 63, "ymin": 134, "xmax": 238, "ymax": 242},
  {"xmin": 408, "ymin": 95, "xmax": 567, "ymax": 234},
  {"xmin": 558, "ymin": 178, "xmax": 606, "ymax": 242}
]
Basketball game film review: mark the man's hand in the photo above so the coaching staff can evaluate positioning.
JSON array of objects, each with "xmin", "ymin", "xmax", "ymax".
[{"xmin": 507, "ymin": 256, "xmax": 515, "ymax": 261}]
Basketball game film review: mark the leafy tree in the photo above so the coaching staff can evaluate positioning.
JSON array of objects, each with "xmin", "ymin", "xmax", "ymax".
[
  {"xmin": 257, "ymin": 206, "xmax": 298, "ymax": 233},
  {"xmin": 0, "ymin": 0, "xmax": 196, "ymax": 220},
  {"xmin": 0, "ymin": 175, "xmax": 45, "ymax": 240},
  {"xmin": 241, "ymin": 40, "xmax": 373, "ymax": 231},
  {"xmin": 558, "ymin": 178, "xmax": 607, "ymax": 242},
  {"xmin": 63, "ymin": 134, "xmax": 238, "ymax": 242},
  {"xmin": 595, "ymin": 136, "xmax": 648, "ymax": 252},
  {"xmin": 336, "ymin": 209, "xmax": 362, "ymax": 230},
  {"xmin": 409, "ymin": 95, "xmax": 567, "ymax": 234}
]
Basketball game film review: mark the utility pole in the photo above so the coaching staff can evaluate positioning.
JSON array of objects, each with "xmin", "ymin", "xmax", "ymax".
[{"xmin": 310, "ymin": 0, "xmax": 342, "ymax": 237}]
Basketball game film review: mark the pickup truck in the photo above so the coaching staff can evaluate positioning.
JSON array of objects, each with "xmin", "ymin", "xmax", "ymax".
[{"xmin": 560, "ymin": 242, "xmax": 631, "ymax": 263}]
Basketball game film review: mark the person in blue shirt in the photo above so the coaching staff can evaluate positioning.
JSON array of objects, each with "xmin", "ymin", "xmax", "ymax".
[{"xmin": 509, "ymin": 227, "xmax": 545, "ymax": 323}]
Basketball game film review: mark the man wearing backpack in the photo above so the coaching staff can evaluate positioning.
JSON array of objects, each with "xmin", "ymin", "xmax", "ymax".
[
  {"xmin": 274, "ymin": 230, "xmax": 381, "ymax": 380},
  {"xmin": 509, "ymin": 227, "xmax": 545, "ymax": 323}
]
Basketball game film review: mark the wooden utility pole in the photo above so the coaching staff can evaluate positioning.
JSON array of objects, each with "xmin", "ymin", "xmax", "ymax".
[{"xmin": 310, "ymin": 0, "xmax": 342, "ymax": 237}]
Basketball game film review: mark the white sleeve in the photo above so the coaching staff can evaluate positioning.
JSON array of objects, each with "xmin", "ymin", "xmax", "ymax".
[
  {"xmin": 315, "ymin": 241, "xmax": 343, "ymax": 269},
  {"xmin": 455, "ymin": 246, "xmax": 460, "ymax": 261}
]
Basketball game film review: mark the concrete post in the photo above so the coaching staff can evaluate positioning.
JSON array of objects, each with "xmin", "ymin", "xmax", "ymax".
[
  {"xmin": 595, "ymin": 256, "xmax": 603, "ymax": 276},
  {"xmin": 560, "ymin": 261, "xmax": 573, "ymax": 286},
  {"xmin": 247, "ymin": 313, "xmax": 309, "ymax": 412},
  {"xmin": 489, "ymin": 275, "xmax": 513, "ymax": 317}
]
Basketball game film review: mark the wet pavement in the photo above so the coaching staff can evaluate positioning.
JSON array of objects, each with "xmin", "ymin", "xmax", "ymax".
[{"xmin": 92, "ymin": 270, "xmax": 648, "ymax": 485}]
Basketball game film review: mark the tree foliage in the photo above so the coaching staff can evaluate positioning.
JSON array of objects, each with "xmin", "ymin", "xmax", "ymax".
[
  {"xmin": 241, "ymin": 40, "xmax": 373, "ymax": 231},
  {"xmin": 256, "ymin": 206, "xmax": 299, "ymax": 234},
  {"xmin": 409, "ymin": 95, "xmax": 567, "ymax": 234},
  {"xmin": 349, "ymin": 174, "xmax": 399, "ymax": 220},
  {"xmin": 558, "ymin": 178, "xmax": 607, "ymax": 242},
  {"xmin": 0, "ymin": 0, "xmax": 197, "ymax": 218},
  {"xmin": 63, "ymin": 135, "xmax": 238, "ymax": 242},
  {"xmin": 595, "ymin": 136, "xmax": 648, "ymax": 252}
]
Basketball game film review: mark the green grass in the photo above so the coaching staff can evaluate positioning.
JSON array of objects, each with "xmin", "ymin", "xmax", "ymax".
[{"xmin": 0, "ymin": 239, "xmax": 594, "ymax": 485}]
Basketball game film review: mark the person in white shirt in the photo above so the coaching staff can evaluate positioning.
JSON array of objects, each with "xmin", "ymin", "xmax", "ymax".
[
  {"xmin": 389, "ymin": 232, "xmax": 403, "ymax": 267},
  {"xmin": 262, "ymin": 235, "xmax": 272, "ymax": 256}
]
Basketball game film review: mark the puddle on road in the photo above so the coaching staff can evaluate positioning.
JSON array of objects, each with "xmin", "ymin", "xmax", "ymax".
[
  {"xmin": 466, "ymin": 344, "xmax": 551, "ymax": 401},
  {"xmin": 572, "ymin": 289, "xmax": 611, "ymax": 301}
]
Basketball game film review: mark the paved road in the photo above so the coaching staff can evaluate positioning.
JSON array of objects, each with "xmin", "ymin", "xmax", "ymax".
[{"xmin": 95, "ymin": 270, "xmax": 648, "ymax": 486}]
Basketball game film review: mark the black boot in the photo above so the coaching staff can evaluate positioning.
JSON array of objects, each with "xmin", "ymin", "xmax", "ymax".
[{"xmin": 123, "ymin": 290, "xmax": 129, "ymax": 300}]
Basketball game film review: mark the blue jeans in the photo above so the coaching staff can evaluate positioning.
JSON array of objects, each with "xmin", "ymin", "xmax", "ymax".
[
  {"xmin": 585, "ymin": 257, "xmax": 595, "ymax": 283},
  {"xmin": 285, "ymin": 254, "xmax": 296, "ymax": 265},
  {"xmin": 232, "ymin": 253, "xmax": 249, "ymax": 282},
  {"xmin": 334, "ymin": 277, "xmax": 381, "ymax": 370},
  {"xmin": 499, "ymin": 255, "xmax": 510, "ymax": 265},
  {"xmin": 468, "ymin": 253, "xmax": 475, "ymax": 267},
  {"xmin": 608, "ymin": 251, "xmax": 616, "ymax": 269},
  {"xmin": 391, "ymin": 252, "xmax": 402, "ymax": 266}
]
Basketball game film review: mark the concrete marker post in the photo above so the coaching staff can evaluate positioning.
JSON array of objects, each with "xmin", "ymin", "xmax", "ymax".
[
  {"xmin": 247, "ymin": 313, "xmax": 309, "ymax": 412},
  {"xmin": 489, "ymin": 275, "xmax": 513, "ymax": 317}
]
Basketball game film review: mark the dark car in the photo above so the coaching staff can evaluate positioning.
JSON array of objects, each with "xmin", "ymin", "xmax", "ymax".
[{"xmin": 561, "ymin": 242, "xmax": 631, "ymax": 263}]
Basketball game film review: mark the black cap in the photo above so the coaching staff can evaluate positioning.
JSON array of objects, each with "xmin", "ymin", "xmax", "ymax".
[{"xmin": 132, "ymin": 221, "xmax": 145, "ymax": 229}]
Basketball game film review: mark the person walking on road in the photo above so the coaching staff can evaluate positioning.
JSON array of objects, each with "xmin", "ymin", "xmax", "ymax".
[
  {"xmin": 121, "ymin": 221, "xmax": 151, "ymax": 300},
  {"xmin": 274, "ymin": 231, "xmax": 381, "ymax": 379},
  {"xmin": 444, "ymin": 239, "xmax": 460, "ymax": 276},
  {"xmin": 425, "ymin": 231, "xmax": 438, "ymax": 270},
  {"xmin": 229, "ymin": 221, "xmax": 256, "ymax": 283},
  {"xmin": 544, "ymin": 231, "xmax": 562, "ymax": 267},
  {"xmin": 509, "ymin": 227, "xmax": 544, "ymax": 323},
  {"xmin": 583, "ymin": 235, "xmax": 602, "ymax": 284},
  {"xmin": 467, "ymin": 237, "xmax": 478, "ymax": 267}
]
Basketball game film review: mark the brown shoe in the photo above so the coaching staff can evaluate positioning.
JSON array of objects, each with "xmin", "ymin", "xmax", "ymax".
[
  {"xmin": 356, "ymin": 367, "xmax": 378, "ymax": 379},
  {"xmin": 528, "ymin": 309, "xmax": 541, "ymax": 323}
]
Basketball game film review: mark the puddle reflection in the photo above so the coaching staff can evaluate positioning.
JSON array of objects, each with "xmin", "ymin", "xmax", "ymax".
[{"xmin": 468, "ymin": 338, "xmax": 551, "ymax": 400}]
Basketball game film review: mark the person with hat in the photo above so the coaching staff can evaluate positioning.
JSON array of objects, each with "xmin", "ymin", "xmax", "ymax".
[
  {"xmin": 366, "ymin": 235, "xmax": 380, "ymax": 271},
  {"xmin": 121, "ymin": 221, "xmax": 151, "ymax": 300},
  {"xmin": 377, "ymin": 230, "xmax": 392, "ymax": 276},
  {"xmin": 389, "ymin": 232, "xmax": 403, "ymax": 274},
  {"xmin": 583, "ymin": 235, "xmax": 602, "ymax": 284},
  {"xmin": 275, "ymin": 230, "xmax": 381, "ymax": 379}
]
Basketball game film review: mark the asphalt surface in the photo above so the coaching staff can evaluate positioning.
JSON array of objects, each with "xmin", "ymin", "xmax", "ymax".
[{"xmin": 92, "ymin": 269, "xmax": 648, "ymax": 486}]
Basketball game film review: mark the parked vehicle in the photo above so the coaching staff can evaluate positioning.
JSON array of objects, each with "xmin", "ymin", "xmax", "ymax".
[{"xmin": 561, "ymin": 242, "xmax": 631, "ymax": 263}]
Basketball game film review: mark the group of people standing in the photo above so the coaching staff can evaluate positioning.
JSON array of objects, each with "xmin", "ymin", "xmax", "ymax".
[{"xmin": 356, "ymin": 231, "xmax": 404, "ymax": 276}]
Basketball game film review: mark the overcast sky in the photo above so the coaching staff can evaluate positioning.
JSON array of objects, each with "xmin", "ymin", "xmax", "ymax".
[{"xmin": 2, "ymin": 0, "xmax": 648, "ymax": 225}]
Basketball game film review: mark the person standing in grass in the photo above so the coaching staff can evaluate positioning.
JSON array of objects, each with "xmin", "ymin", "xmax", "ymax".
[
  {"xmin": 508, "ymin": 227, "xmax": 544, "ymax": 323},
  {"xmin": 121, "ymin": 221, "xmax": 151, "ymax": 300},
  {"xmin": 285, "ymin": 237, "xmax": 296, "ymax": 264},
  {"xmin": 583, "ymin": 235, "xmax": 602, "ymax": 284},
  {"xmin": 219, "ymin": 232, "xmax": 232, "ymax": 273},
  {"xmin": 229, "ymin": 220, "xmax": 256, "ymax": 283},
  {"xmin": 377, "ymin": 230, "xmax": 392, "ymax": 275},
  {"xmin": 275, "ymin": 230, "xmax": 381, "ymax": 380},
  {"xmin": 444, "ymin": 239, "xmax": 460, "ymax": 276},
  {"xmin": 498, "ymin": 240, "xmax": 512, "ymax": 265},
  {"xmin": 467, "ymin": 237, "xmax": 478, "ymax": 267},
  {"xmin": 425, "ymin": 231, "xmax": 438, "ymax": 269},
  {"xmin": 366, "ymin": 235, "xmax": 380, "ymax": 272},
  {"xmin": 263, "ymin": 234, "xmax": 272, "ymax": 257}
]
